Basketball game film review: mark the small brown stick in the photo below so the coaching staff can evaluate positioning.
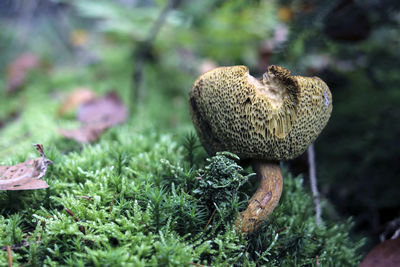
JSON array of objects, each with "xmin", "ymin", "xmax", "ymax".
[
  {"xmin": 64, "ymin": 208, "xmax": 85, "ymax": 234},
  {"xmin": 64, "ymin": 208, "xmax": 79, "ymax": 221},
  {"xmin": 109, "ymin": 191, "xmax": 117, "ymax": 212},
  {"xmin": 276, "ymin": 227, "xmax": 288, "ymax": 234},
  {"xmin": 203, "ymin": 208, "xmax": 217, "ymax": 231},
  {"xmin": 7, "ymin": 245, "xmax": 12, "ymax": 267}
]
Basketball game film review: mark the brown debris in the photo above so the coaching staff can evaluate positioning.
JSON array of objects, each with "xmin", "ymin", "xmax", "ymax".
[
  {"xmin": 7, "ymin": 53, "xmax": 40, "ymax": 93},
  {"xmin": 359, "ymin": 238, "xmax": 400, "ymax": 267},
  {"xmin": 59, "ymin": 92, "xmax": 128, "ymax": 143},
  {"xmin": 0, "ymin": 144, "xmax": 52, "ymax": 191},
  {"xmin": 64, "ymin": 208, "xmax": 86, "ymax": 234},
  {"xmin": 58, "ymin": 88, "xmax": 97, "ymax": 116},
  {"xmin": 58, "ymin": 125, "xmax": 107, "ymax": 144},
  {"xmin": 77, "ymin": 91, "xmax": 127, "ymax": 126}
]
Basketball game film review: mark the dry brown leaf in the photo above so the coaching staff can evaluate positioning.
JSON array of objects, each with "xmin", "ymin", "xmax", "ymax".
[
  {"xmin": 58, "ymin": 124, "xmax": 107, "ymax": 144},
  {"xmin": 359, "ymin": 238, "xmax": 400, "ymax": 267},
  {"xmin": 0, "ymin": 144, "xmax": 52, "ymax": 191},
  {"xmin": 58, "ymin": 88, "xmax": 97, "ymax": 116},
  {"xmin": 77, "ymin": 91, "xmax": 127, "ymax": 127},
  {"xmin": 59, "ymin": 92, "xmax": 128, "ymax": 143},
  {"xmin": 7, "ymin": 53, "xmax": 40, "ymax": 93}
]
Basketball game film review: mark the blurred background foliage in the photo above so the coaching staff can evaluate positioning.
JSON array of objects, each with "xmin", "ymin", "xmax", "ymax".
[{"xmin": 0, "ymin": 0, "xmax": 399, "ymax": 252}]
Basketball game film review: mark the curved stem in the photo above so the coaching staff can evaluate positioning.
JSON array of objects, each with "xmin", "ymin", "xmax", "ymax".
[{"xmin": 235, "ymin": 160, "xmax": 283, "ymax": 233}]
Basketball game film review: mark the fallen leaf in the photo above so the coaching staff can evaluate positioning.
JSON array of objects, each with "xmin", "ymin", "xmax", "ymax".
[
  {"xmin": 58, "ymin": 88, "xmax": 97, "ymax": 116},
  {"xmin": 7, "ymin": 53, "xmax": 40, "ymax": 93},
  {"xmin": 58, "ymin": 124, "xmax": 107, "ymax": 144},
  {"xmin": 0, "ymin": 144, "xmax": 52, "ymax": 190},
  {"xmin": 359, "ymin": 238, "xmax": 400, "ymax": 267},
  {"xmin": 59, "ymin": 92, "xmax": 128, "ymax": 143},
  {"xmin": 77, "ymin": 91, "xmax": 127, "ymax": 127}
]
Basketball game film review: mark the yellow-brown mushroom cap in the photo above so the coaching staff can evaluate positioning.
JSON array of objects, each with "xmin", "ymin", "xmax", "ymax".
[{"xmin": 189, "ymin": 65, "xmax": 332, "ymax": 161}]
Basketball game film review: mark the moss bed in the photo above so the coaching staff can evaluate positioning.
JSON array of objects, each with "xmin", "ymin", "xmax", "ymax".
[{"xmin": 0, "ymin": 53, "xmax": 363, "ymax": 266}]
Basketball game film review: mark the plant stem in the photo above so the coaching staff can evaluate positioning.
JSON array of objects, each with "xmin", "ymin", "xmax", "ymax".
[
  {"xmin": 308, "ymin": 144, "xmax": 322, "ymax": 227},
  {"xmin": 236, "ymin": 160, "xmax": 283, "ymax": 233},
  {"xmin": 7, "ymin": 245, "xmax": 12, "ymax": 267},
  {"xmin": 203, "ymin": 208, "xmax": 216, "ymax": 231},
  {"xmin": 132, "ymin": 0, "xmax": 180, "ymax": 108}
]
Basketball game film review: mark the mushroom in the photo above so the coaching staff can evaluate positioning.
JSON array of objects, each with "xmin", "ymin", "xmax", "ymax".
[{"xmin": 188, "ymin": 65, "xmax": 332, "ymax": 233}]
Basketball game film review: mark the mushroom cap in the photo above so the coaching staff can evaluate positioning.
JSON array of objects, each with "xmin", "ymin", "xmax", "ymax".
[{"xmin": 189, "ymin": 65, "xmax": 332, "ymax": 161}]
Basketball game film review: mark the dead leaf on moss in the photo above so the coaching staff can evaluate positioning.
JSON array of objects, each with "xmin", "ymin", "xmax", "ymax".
[
  {"xmin": 0, "ymin": 144, "xmax": 52, "ymax": 190},
  {"xmin": 59, "ymin": 92, "xmax": 128, "ymax": 143},
  {"xmin": 58, "ymin": 87, "xmax": 97, "ymax": 116},
  {"xmin": 58, "ymin": 124, "xmax": 107, "ymax": 144},
  {"xmin": 77, "ymin": 91, "xmax": 127, "ymax": 126},
  {"xmin": 7, "ymin": 53, "xmax": 40, "ymax": 93},
  {"xmin": 359, "ymin": 238, "xmax": 400, "ymax": 267}
]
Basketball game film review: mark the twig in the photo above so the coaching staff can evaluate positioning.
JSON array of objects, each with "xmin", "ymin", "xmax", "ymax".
[
  {"xmin": 132, "ymin": 0, "xmax": 180, "ymax": 106},
  {"xmin": 308, "ymin": 144, "xmax": 322, "ymax": 227},
  {"xmin": 7, "ymin": 245, "xmax": 12, "ymax": 267},
  {"xmin": 64, "ymin": 208, "xmax": 85, "ymax": 234},
  {"xmin": 276, "ymin": 227, "xmax": 288, "ymax": 234},
  {"xmin": 203, "ymin": 208, "xmax": 217, "ymax": 231},
  {"xmin": 64, "ymin": 208, "xmax": 79, "ymax": 221}
]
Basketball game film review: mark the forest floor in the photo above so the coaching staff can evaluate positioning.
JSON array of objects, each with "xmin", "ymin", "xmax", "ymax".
[{"xmin": 0, "ymin": 49, "xmax": 364, "ymax": 266}]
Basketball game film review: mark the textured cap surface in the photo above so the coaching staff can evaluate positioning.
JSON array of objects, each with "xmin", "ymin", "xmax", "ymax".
[{"xmin": 189, "ymin": 65, "xmax": 332, "ymax": 161}]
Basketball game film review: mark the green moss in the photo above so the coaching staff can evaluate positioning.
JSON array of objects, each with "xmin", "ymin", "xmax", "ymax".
[{"xmin": 0, "ymin": 123, "xmax": 364, "ymax": 266}]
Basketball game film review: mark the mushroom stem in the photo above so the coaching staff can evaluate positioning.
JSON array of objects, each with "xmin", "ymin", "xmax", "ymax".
[{"xmin": 236, "ymin": 160, "xmax": 283, "ymax": 233}]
